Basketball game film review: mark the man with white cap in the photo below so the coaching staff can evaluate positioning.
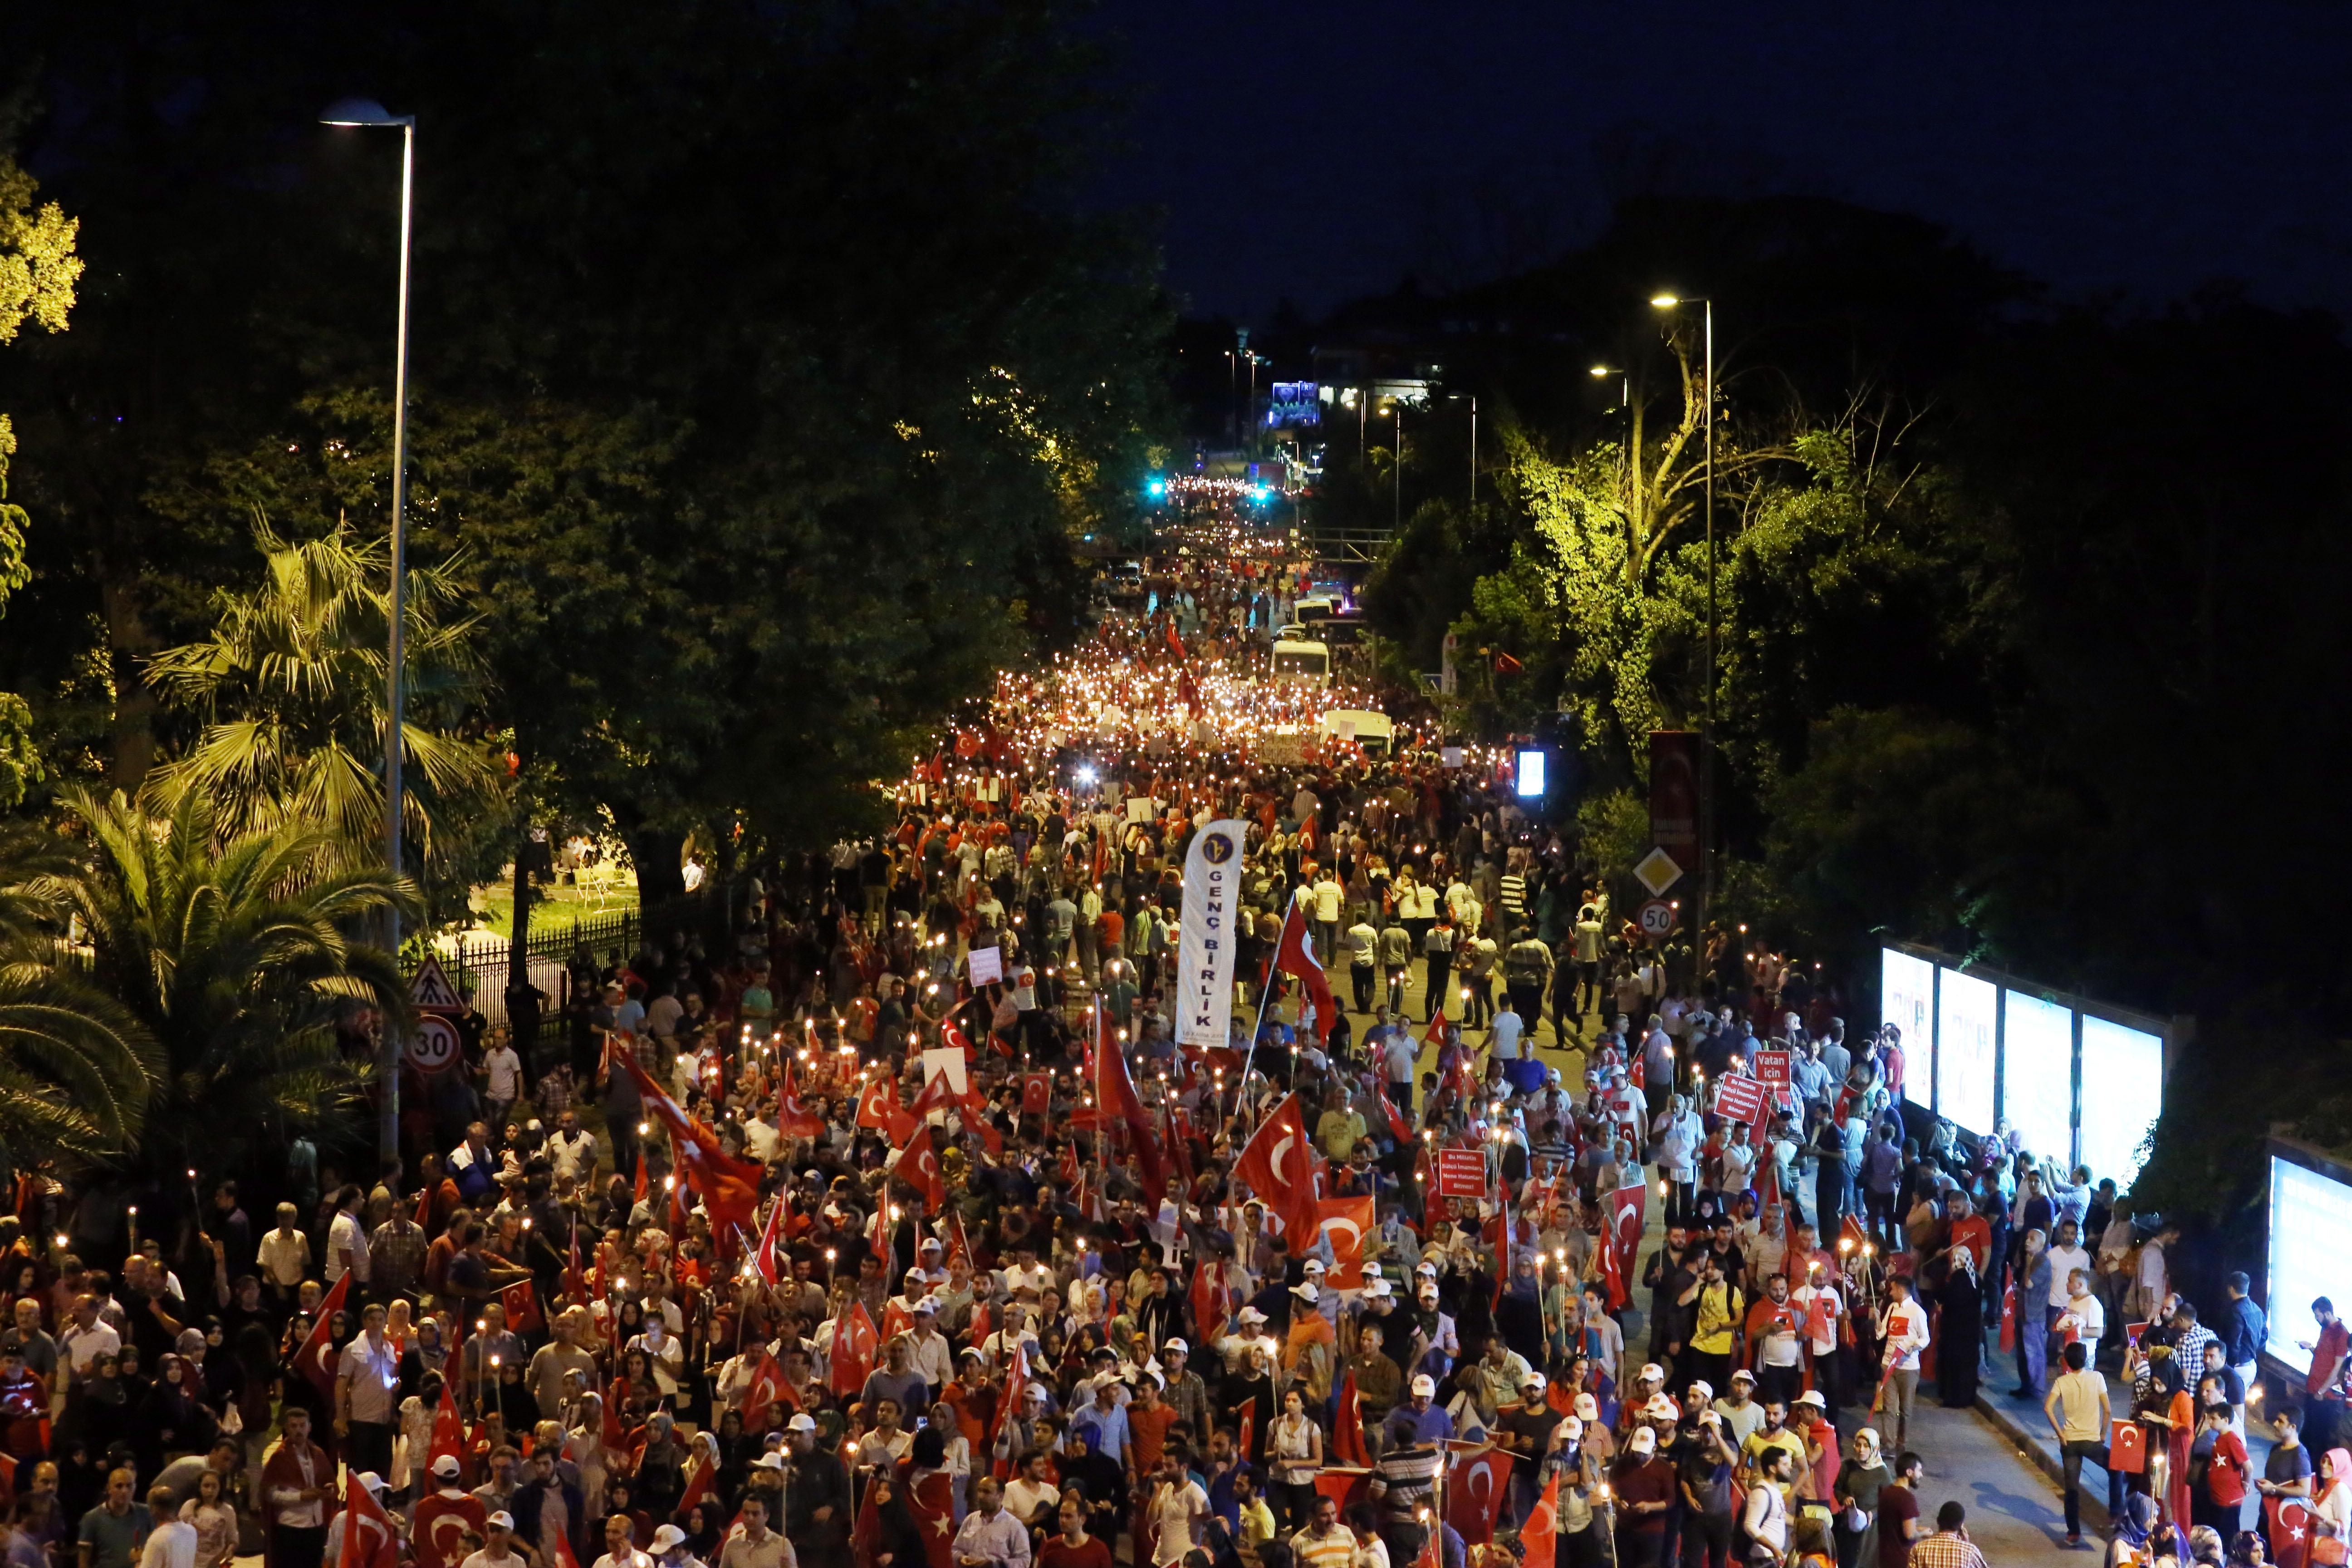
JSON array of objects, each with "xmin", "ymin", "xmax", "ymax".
[
  {"xmin": 649, "ymin": 1523, "xmax": 701, "ymax": 1568},
  {"xmin": 1406, "ymin": 1265, "xmax": 1458, "ymax": 1382},
  {"xmin": 781, "ymin": 1412, "xmax": 848, "ymax": 1557},
  {"xmin": 905, "ymin": 1298, "xmax": 954, "ymax": 1395},
  {"xmin": 1710, "ymin": 1369, "xmax": 1766, "ymax": 1448},
  {"xmin": 1612, "ymin": 1426, "xmax": 1676, "ymax": 1566},
  {"xmin": 415, "ymin": 1456, "xmax": 490, "ymax": 1568},
  {"xmin": 1159, "ymin": 1338, "xmax": 1210, "ymax": 1440},
  {"xmin": 458, "ymin": 1513, "xmax": 525, "ymax": 1568},
  {"xmin": 1218, "ymin": 1308, "xmax": 1278, "ymax": 1377},
  {"xmin": 1499, "ymin": 1372, "xmax": 1564, "ymax": 1527},
  {"xmin": 1383, "ymin": 1374, "xmax": 1454, "ymax": 1449}
]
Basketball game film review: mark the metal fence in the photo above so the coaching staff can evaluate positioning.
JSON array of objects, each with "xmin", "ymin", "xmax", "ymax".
[{"xmin": 410, "ymin": 886, "xmax": 735, "ymax": 1059}]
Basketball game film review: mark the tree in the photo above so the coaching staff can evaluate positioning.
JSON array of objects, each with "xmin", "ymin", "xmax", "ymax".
[
  {"xmin": 47, "ymin": 785, "xmax": 415, "ymax": 1180},
  {"xmin": 0, "ymin": 155, "xmax": 83, "ymax": 807},
  {"xmin": 0, "ymin": 822, "xmax": 155, "ymax": 1177},
  {"xmin": 142, "ymin": 514, "xmax": 501, "ymax": 879}
]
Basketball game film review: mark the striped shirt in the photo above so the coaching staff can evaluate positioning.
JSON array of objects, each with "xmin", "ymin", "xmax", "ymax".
[{"xmin": 1372, "ymin": 1442, "xmax": 1444, "ymax": 1522}]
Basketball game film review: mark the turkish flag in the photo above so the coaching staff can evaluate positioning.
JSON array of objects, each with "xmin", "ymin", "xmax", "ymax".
[
  {"xmin": 1446, "ymin": 1446, "xmax": 1516, "ymax": 1544},
  {"xmin": 882, "ymin": 1297, "xmax": 915, "ymax": 1348},
  {"xmin": 1235, "ymin": 1093, "xmax": 1321, "ymax": 1253},
  {"xmin": 295, "ymin": 1271, "xmax": 353, "ymax": 1400},
  {"xmin": 1236, "ymin": 1396, "xmax": 1256, "ymax": 1465},
  {"xmin": 2270, "ymin": 1496, "xmax": 2315, "ymax": 1568},
  {"xmin": 500, "ymin": 1278, "xmax": 544, "ymax": 1335},
  {"xmin": 857, "ymin": 1075, "xmax": 919, "ymax": 1145},
  {"xmin": 674, "ymin": 1453, "xmax": 716, "ymax": 1524},
  {"xmin": 1273, "ymin": 901, "xmax": 1339, "ymax": 1048},
  {"xmin": 943, "ymin": 1210, "xmax": 974, "ymax": 1272},
  {"xmin": 427, "ymin": 1373, "xmax": 467, "ymax": 1474},
  {"xmin": 990, "ymin": 1345, "xmax": 1029, "ymax": 1480},
  {"xmin": 751, "ymin": 1197, "xmax": 785, "ymax": 1286},
  {"xmin": 1333, "ymin": 1369, "xmax": 1371, "ymax": 1465},
  {"xmin": 829, "ymin": 1301, "xmax": 878, "ymax": 1399},
  {"xmin": 777, "ymin": 1063, "xmax": 826, "ymax": 1138},
  {"xmin": 900, "ymin": 1138, "xmax": 949, "ymax": 1214},
  {"xmin": 1375, "ymin": 1079, "xmax": 1415, "ymax": 1144},
  {"xmin": 1189, "ymin": 1259, "xmax": 1229, "ymax": 1342},
  {"xmin": 910, "ymin": 1070, "xmax": 959, "ymax": 1122},
  {"xmin": 1630, "ymin": 1051, "xmax": 1646, "ymax": 1090},
  {"xmin": 1313, "ymin": 1469, "xmax": 1372, "ymax": 1512},
  {"xmin": 1520, "ymin": 1471, "xmax": 1559, "ymax": 1568},
  {"xmin": 1999, "ymin": 1283, "xmax": 2017, "ymax": 1351},
  {"xmin": 2109, "ymin": 1420, "xmax": 2146, "ymax": 1474},
  {"xmin": 1317, "ymin": 1196, "xmax": 1376, "ymax": 1291},
  {"xmin": 621, "ymin": 1052, "xmax": 765, "ymax": 1237},
  {"xmin": 741, "ymin": 1351, "xmax": 790, "ymax": 1429},
  {"xmin": 334, "ymin": 1476, "xmax": 400, "ymax": 1568},
  {"xmin": 413, "ymin": 1492, "xmax": 487, "ymax": 1568},
  {"xmin": 911, "ymin": 1471, "xmax": 957, "ymax": 1568},
  {"xmin": 1094, "ymin": 1012, "xmax": 1168, "ymax": 1208},
  {"xmin": 1022, "ymin": 1073, "xmax": 1052, "ymax": 1116}
]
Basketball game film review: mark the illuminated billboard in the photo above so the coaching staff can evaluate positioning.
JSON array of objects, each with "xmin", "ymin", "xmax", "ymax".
[
  {"xmin": 2001, "ymin": 990, "xmax": 2075, "ymax": 1168},
  {"xmin": 1936, "ymin": 967, "xmax": 1998, "ymax": 1135},
  {"xmin": 1514, "ymin": 750, "xmax": 1546, "ymax": 799},
  {"xmin": 1881, "ymin": 948, "xmax": 1936, "ymax": 1112},
  {"xmin": 2078, "ymin": 1015, "xmax": 2165, "ymax": 1187},
  {"xmin": 2269, "ymin": 1153, "xmax": 2352, "ymax": 1363}
]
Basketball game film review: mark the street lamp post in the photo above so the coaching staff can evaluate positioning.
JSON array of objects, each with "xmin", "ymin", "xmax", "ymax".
[
  {"xmin": 323, "ymin": 97, "xmax": 416, "ymax": 1169},
  {"xmin": 1650, "ymin": 294, "xmax": 1714, "ymax": 980},
  {"xmin": 1392, "ymin": 401, "xmax": 1404, "ymax": 532}
]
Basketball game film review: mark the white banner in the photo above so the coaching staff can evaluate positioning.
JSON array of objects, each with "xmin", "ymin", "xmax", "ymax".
[{"xmin": 1176, "ymin": 819, "xmax": 1248, "ymax": 1049}]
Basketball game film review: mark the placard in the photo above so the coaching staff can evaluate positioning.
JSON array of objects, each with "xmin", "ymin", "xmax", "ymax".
[
  {"xmin": 1713, "ymin": 1074, "xmax": 1766, "ymax": 1124},
  {"xmin": 1436, "ymin": 1147, "xmax": 1490, "ymax": 1198},
  {"xmin": 966, "ymin": 946, "xmax": 1004, "ymax": 986},
  {"xmin": 1754, "ymin": 1049, "xmax": 1791, "ymax": 1090}
]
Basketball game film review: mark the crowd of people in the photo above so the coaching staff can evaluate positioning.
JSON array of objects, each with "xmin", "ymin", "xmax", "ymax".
[{"xmin": 0, "ymin": 539, "xmax": 2299, "ymax": 1568}]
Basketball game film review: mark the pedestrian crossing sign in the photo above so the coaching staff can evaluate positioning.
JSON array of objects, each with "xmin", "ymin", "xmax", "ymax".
[{"xmin": 410, "ymin": 955, "xmax": 465, "ymax": 1013}]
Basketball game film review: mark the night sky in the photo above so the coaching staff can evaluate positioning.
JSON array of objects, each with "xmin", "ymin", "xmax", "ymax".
[{"xmin": 1091, "ymin": 0, "xmax": 2352, "ymax": 323}]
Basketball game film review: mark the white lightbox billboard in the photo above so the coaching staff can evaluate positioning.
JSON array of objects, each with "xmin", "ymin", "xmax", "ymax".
[
  {"xmin": 2001, "ymin": 989, "xmax": 2075, "ymax": 1168},
  {"xmin": 2078, "ymin": 1015, "xmax": 2165, "ymax": 1187},
  {"xmin": 1936, "ymin": 967, "xmax": 1998, "ymax": 1135},
  {"xmin": 1882, "ymin": 947, "xmax": 1936, "ymax": 1112}
]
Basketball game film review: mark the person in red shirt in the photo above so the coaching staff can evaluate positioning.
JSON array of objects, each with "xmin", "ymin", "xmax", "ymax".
[
  {"xmin": 412, "ymin": 1455, "xmax": 489, "ymax": 1568},
  {"xmin": 1037, "ymin": 1495, "xmax": 1112, "ymax": 1568},
  {"xmin": 2301, "ymin": 1296, "xmax": 2350, "ymax": 1451},
  {"xmin": 1943, "ymin": 1191, "xmax": 1993, "ymax": 1275}
]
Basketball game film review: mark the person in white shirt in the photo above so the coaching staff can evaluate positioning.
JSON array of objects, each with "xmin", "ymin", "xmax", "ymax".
[
  {"xmin": 1788, "ymin": 1265, "xmax": 1846, "ymax": 1414},
  {"xmin": 1002, "ymin": 1450, "xmax": 1062, "ymax": 1534},
  {"xmin": 460, "ymin": 1513, "xmax": 529, "ymax": 1568},
  {"xmin": 1490, "ymin": 1004, "xmax": 1523, "ymax": 1061},
  {"xmin": 324, "ymin": 1189, "xmax": 370, "ymax": 1289},
  {"xmin": 2046, "ymin": 1219, "xmax": 2093, "ymax": 1316},
  {"xmin": 904, "ymin": 1302, "xmax": 955, "ymax": 1392},
  {"xmin": 1147, "ymin": 1451, "xmax": 1209, "ymax": 1567},
  {"xmin": 1877, "ymin": 1275, "xmax": 1931, "ymax": 1453},
  {"xmin": 592, "ymin": 1512, "xmax": 652, "ymax": 1568},
  {"xmin": 1743, "ymin": 1447, "xmax": 1793, "ymax": 1561},
  {"xmin": 481, "ymin": 1036, "xmax": 524, "ymax": 1120},
  {"xmin": 2057, "ymin": 1268, "xmax": 2106, "ymax": 1348},
  {"xmin": 140, "ymin": 1484, "xmax": 199, "ymax": 1568},
  {"xmin": 545, "ymin": 1112, "xmax": 598, "ymax": 1186}
]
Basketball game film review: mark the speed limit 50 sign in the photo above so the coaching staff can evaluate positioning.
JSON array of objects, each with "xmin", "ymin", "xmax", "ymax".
[{"xmin": 1637, "ymin": 899, "xmax": 1676, "ymax": 937}]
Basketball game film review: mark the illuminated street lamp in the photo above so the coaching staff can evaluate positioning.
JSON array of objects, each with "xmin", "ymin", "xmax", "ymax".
[
  {"xmin": 322, "ymin": 97, "xmax": 416, "ymax": 1167},
  {"xmin": 1651, "ymin": 292, "xmax": 1716, "ymax": 958}
]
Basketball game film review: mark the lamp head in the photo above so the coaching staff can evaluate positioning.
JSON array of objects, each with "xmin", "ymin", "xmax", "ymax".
[
  {"xmin": 1589, "ymin": 365, "xmax": 1612, "ymax": 378},
  {"xmin": 321, "ymin": 98, "xmax": 410, "ymax": 127},
  {"xmin": 1649, "ymin": 294, "xmax": 1681, "ymax": 309}
]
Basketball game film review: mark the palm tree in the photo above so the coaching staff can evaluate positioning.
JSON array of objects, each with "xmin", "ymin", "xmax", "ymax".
[
  {"xmin": 143, "ymin": 516, "xmax": 503, "ymax": 875},
  {"xmin": 49, "ymin": 784, "xmax": 416, "ymax": 1180},
  {"xmin": 0, "ymin": 821, "xmax": 157, "ymax": 1177}
]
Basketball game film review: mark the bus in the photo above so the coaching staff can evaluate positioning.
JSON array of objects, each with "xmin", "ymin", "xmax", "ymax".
[{"xmin": 1270, "ymin": 638, "xmax": 1330, "ymax": 687}]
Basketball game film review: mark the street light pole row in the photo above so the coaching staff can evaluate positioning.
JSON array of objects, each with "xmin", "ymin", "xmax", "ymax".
[{"xmin": 1642, "ymin": 295, "xmax": 1716, "ymax": 980}]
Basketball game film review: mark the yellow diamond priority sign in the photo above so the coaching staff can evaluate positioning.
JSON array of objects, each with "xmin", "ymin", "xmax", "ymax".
[{"xmin": 1633, "ymin": 847, "xmax": 1684, "ymax": 897}]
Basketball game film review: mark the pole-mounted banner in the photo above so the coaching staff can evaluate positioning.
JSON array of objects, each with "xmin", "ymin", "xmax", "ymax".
[{"xmin": 1176, "ymin": 819, "xmax": 1247, "ymax": 1049}]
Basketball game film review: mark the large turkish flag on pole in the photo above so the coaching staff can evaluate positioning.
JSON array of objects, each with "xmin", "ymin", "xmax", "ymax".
[{"xmin": 1234, "ymin": 1093, "xmax": 1321, "ymax": 1253}]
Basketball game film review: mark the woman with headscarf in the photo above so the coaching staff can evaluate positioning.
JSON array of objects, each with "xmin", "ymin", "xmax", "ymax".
[
  {"xmin": 853, "ymin": 1470, "xmax": 930, "ymax": 1568},
  {"xmin": 138, "ymin": 1352, "xmax": 217, "ymax": 1475},
  {"xmin": 2112, "ymin": 1493, "xmax": 2184, "ymax": 1568},
  {"xmin": 1933, "ymin": 1249, "xmax": 1984, "ymax": 1409},
  {"xmin": 2189, "ymin": 1526, "xmax": 2228, "ymax": 1568},
  {"xmin": 2311, "ymin": 1447, "xmax": 2352, "ymax": 1557},
  {"xmin": 1832, "ymin": 1426, "xmax": 1890, "ymax": 1568}
]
